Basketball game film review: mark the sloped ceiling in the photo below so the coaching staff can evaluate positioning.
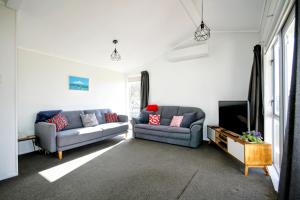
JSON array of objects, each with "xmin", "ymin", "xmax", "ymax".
[{"xmin": 17, "ymin": 0, "xmax": 265, "ymax": 72}]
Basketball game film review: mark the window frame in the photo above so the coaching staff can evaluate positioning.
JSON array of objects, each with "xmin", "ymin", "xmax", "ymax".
[{"xmin": 268, "ymin": 7, "xmax": 295, "ymax": 174}]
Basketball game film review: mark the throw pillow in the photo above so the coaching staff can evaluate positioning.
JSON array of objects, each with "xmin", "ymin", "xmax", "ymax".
[
  {"xmin": 35, "ymin": 110, "xmax": 62, "ymax": 123},
  {"xmin": 80, "ymin": 113, "xmax": 99, "ymax": 127},
  {"xmin": 146, "ymin": 104, "xmax": 159, "ymax": 112},
  {"xmin": 180, "ymin": 112, "xmax": 197, "ymax": 128},
  {"xmin": 105, "ymin": 113, "xmax": 119, "ymax": 123},
  {"xmin": 170, "ymin": 116, "xmax": 184, "ymax": 127},
  {"xmin": 149, "ymin": 114, "xmax": 160, "ymax": 125},
  {"xmin": 139, "ymin": 110, "xmax": 155, "ymax": 123},
  {"xmin": 46, "ymin": 113, "xmax": 68, "ymax": 132}
]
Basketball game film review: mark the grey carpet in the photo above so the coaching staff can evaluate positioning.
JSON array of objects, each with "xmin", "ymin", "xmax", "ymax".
[{"xmin": 0, "ymin": 137, "xmax": 277, "ymax": 200}]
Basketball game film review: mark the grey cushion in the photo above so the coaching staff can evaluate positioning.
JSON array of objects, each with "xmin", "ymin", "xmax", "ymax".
[
  {"xmin": 98, "ymin": 122, "xmax": 128, "ymax": 137},
  {"xmin": 62, "ymin": 111, "xmax": 84, "ymax": 130},
  {"xmin": 134, "ymin": 124, "xmax": 190, "ymax": 134},
  {"xmin": 84, "ymin": 110, "xmax": 105, "ymax": 124},
  {"xmin": 180, "ymin": 112, "xmax": 197, "ymax": 128},
  {"xmin": 177, "ymin": 107, "xmax": 205, "ymax": 121},
  {"xmin": 157, "ymin": 106, "xmax": 179, "ymax": 126},
  {"xmin": 139, "ymin": 110, "xmax": 155, "ymax": 123},
  {"xmin": 80, "ymin": 113, "xmax": 99, "ymax": 127},
  {"xmin": 57, "ymin": 126, "xmax": 103, "ymax": 147}
]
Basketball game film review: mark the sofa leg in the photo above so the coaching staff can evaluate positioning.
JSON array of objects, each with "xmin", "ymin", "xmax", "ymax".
[
  {"xmin": 58, "ymin": 151, "xmax": 63, "ymax": 160},
  {"xmin": 124, "ymin": 132, "xmax": 128, "ymax": 139}
]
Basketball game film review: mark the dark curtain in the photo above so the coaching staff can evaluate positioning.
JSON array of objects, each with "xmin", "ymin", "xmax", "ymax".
[
  {"xmin": 140, "ymin": 71, "xmax": 149, "ymax": 111},
  {"xmin": 278, "ymin": 2, "xmax": 300, "ymax": 199},
  {"xmin": 248, "ymin": 44, "xmax": 264, "ymax": 137}
]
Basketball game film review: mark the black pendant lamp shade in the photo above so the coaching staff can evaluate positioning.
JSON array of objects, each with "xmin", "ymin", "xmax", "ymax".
[
  {"xmin": 111, "ymin": 39, "xmax": 121, "ymax": 61},
  {"xmin": 194, "ymin": 0, "xmax": 210, "ymax": 41}
]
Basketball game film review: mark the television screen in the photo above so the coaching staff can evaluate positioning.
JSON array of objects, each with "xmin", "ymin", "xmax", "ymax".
[{"xmin": 218, "ymin": 101, "xmax": 249, "ymax": 135}]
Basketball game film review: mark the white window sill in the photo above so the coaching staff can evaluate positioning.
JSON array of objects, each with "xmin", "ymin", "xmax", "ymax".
[{"xmin": 268, "ymin": 165, "xmax": 280, "ymax": 192}]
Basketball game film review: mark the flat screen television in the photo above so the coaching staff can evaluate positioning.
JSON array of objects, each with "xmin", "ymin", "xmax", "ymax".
[{"xmin": 218, "ymin": 101, "xmax": 250, "ymax": 135}]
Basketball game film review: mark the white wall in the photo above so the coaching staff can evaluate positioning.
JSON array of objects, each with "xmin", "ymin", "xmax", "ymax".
[
  {"xmin": 129, "ymin": 32, "xmax": 259, "ymax": 139},
  {"xmin": 0, "ymin": 5, "xmax": 18, "ymax": 180},
  {"xmin": 18, "ymin": 48, "xmax": 126, "ymax": 154}
]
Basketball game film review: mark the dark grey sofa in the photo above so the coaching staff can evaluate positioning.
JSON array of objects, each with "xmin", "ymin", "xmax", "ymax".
[
  {"xmin": 35, "ymin": 109, "xmax": 128, "ymax": 159},
  {"xmin": 131, "ymin": 106, "xmax": 205, "ymax": 148}
]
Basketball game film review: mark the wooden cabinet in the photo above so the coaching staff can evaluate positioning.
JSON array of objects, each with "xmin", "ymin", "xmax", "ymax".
[{"xmin": 207, "ymin": 126, "xmax": 272, "ymax": 176}]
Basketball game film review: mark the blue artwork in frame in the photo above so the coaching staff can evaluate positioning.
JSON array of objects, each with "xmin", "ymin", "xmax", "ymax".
[{"xmin": 69, "ymin": 76, "xmax": 89, "ymax": 91}]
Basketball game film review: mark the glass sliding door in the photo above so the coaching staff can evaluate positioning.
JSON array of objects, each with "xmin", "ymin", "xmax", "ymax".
[
  {"xmin": 267, "ymin": 8, "xmax": 295, "ymax": 175},
  {"xmin": 272, "ymin": 39, "xmax": 282, "ymax": 173},
  {"xmin": 127, "ymin": 76, "xmax": 141, "ymax": 119}
]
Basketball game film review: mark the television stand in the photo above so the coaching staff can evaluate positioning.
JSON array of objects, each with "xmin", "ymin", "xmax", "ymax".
[{"xmin": 207, "ymin": 126, "xmax": 272, "ymax": 176}]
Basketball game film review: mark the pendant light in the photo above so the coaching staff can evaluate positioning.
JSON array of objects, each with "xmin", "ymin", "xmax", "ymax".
[
  {"xmin": 194, "ymin": 0, "xmax": 210, "ymax": 41},
  {"xmin": 111, "ymin": 39, "xmax": 121, "ymax": 61}
]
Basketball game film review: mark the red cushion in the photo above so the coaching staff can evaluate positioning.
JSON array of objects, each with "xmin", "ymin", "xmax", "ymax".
[
  {"xmin": 146, "ymin": 104, "xmax": 159, "ymax": 112},
  {"xmin": 148, "ymin": 114, "xmax": 160, "ymax": 125},
  {"xmin": 105, "ymin": 113, "xmax": 119, "ymax": 123},
  {"xmin": 46, "ymin": 113, "xmax": 68, "ymax": 132}
]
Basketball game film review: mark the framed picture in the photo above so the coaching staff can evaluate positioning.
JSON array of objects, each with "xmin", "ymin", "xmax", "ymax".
[{"xmin": 69, "ymin": 76, "xmax": 89, "ymax": 91}]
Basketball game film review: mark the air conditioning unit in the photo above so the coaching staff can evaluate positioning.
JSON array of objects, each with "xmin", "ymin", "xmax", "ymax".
[{"xmin": 166, "ymin": 42, "xmax": 209, "ymax": 62}]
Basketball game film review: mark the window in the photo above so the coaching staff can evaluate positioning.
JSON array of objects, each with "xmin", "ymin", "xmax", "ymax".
[
  {"xmin": 266, "ymin": 9, "xmax": 295, "ymax": 174},
  {"xmin": 271, "ymin": 38, "xmax": 282, "ymax": 173},
  {"xmin": 283, "ymin": 17, "xmax": 295, "ymax": 126}
]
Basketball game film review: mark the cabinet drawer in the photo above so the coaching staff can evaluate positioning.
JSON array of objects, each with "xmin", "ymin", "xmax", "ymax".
[
  {"xmin": 228, "ymin": 137, "xmax": 244, "ymax": 163},
  {"xmin": 207, "ymin": 127, "xmax": 216, "ymax": 142}
]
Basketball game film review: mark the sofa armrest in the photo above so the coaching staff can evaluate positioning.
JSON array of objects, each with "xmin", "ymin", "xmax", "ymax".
[
  {"xmin": 189, "ymin": 119, "xmax": 205, "ymax": 148},
  {"xmin": 190, "ymin": 119, "xmax": 204, "ymax": 128},
  {"xmin": 35, "ymin": 122, "xmax": 57, "ymax": 153},
  {"xmin": 130, "ymin": 117, "xmax": 143, "ymax": 138},
  {"xmin": 131, "ymin": 117, "xmax": 142, "ymax": 126},
  {"xmin": 118, "ymin": 115, "xmax": 128, "ymax": 122}
]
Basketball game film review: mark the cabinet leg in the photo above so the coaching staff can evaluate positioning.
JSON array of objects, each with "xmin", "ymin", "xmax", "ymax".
[
  {"xmin": 58, "ymin": 151, "xmax": 63, "ymax": 160},
  {"xmin": 263, "ymin": 166, "xmax": 269, "ymax": 176},
  {"xmin": 244, "ymin": 166, "xmax": 249, "ymax": 176}
]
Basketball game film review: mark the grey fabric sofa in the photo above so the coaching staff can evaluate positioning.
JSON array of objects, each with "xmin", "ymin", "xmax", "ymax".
[
  {"xmin": 35, "ymin": 109, "xmax": 128, "ymax": 159},
  {"xmin": 131, "ymin": 106, "xmax": 205, "ymax": 148}
]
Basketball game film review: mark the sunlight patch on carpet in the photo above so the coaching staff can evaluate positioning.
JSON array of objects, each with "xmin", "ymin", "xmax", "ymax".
[{"xmin": 39, "ymin": 141, "xmax": 124, "ymax": 182}]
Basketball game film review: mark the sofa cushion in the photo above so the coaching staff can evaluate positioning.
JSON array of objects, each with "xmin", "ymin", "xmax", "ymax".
[
  {"xmin": 97, "ymin": 122, "xmax": 128, "ymax": 137},
  {"xmin": 170, "ymin": 116, "xmax": 184, "ymax": 127},
  {"xmin": 134, "ymin": 125, "xmax": 190, "ymax": 140},
  {"xmin": 57, "ymin": 126, "xmax": 103, "ymax": 147},
  {"xmin": 180, "ymin": 112, "xmax": 197, "ymax": 128},
  {"xmin": 158, "ymin": 106, "xmax": 179, "ymax": 126},
  {"xmin": 146, "ymin": 104, "xmax": 159, "ymax": 112},
  {"xmin": 105, "ymin": 113, "xmax": 119, "ymax": 123},
  {"xmin": 62, "ymin": 110, "xmax": 84, "ymax": 130},
  {"xmin": 177, "ymin": 107, "xmax": 205, "ymax": 121},
  {"xmin": 149, "ymin": 114, "xmax": 160, "ymax": 125},
  {"xmin": 135, "ymin": 124, "xmax": 190, "ymax": 134},
  {"xmin": 35, "ymin": 110, "xmax": 62, "ymax": 123},
  {"xmin": 46, "ymin": 113, "xmax": 68, "ymax": 132},
  {"xmin": 80, "ymin": 113, "xmax": 99, "ymax": 127},
  {"xmin": 139, "ymin": 110, "xmax": 155, "ymax": 123},
  {"xmin": 84, "ymin": 109, "xmax": 105, "ymax": 124}
]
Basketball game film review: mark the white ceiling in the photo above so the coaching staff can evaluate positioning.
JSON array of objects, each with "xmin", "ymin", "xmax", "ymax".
[{"xmin": 17, "ymin": 0, "xmax": 265, "ymax": 72}]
